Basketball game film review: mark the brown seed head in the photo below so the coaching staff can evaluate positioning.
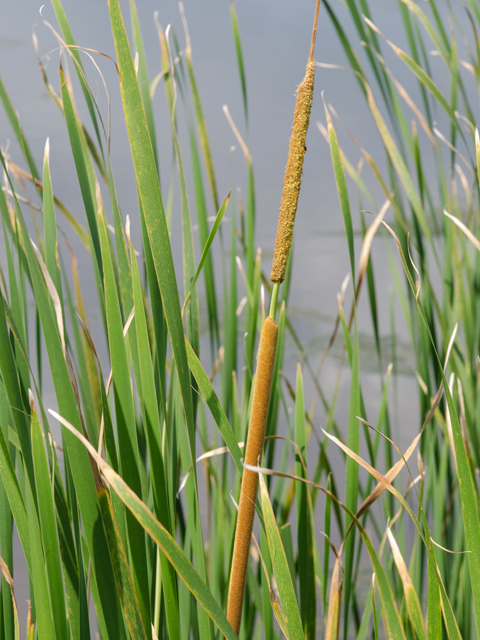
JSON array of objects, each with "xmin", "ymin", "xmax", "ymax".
[
  {"xmin": 226, "ymin": 317, "xmax": 278, "ymax": 635},
  {"xmin": 270, "ymin": 60, "xmax": 316, "ymax": 283}
]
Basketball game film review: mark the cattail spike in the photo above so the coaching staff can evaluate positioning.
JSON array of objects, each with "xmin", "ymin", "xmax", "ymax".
[
  {"xmin": 226, "ymin": 317, "xmax": 278, "ymax": 635},
  {"xmin": 270, "ymin": 59, "xmax": 316, "ymax": 283}
]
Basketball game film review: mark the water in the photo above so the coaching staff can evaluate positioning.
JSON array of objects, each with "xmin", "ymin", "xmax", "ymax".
[{"xmin": 0, "ymin": 0, "xmax": 467, "ymax": 635}]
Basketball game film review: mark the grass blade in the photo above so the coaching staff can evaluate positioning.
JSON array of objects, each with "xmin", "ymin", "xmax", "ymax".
[
  {"xmin": 294, "ymin": 364, "xmax": 316, "ymax": 639},
  {"xmin": 258, "ymin": 472, "xmax": 304, "ymax": 640}
]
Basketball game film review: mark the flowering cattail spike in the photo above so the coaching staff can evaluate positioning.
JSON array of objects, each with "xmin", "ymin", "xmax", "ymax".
[{"xmin": 270, "ymin": 0, "xmax": 320, "ymax": 285}]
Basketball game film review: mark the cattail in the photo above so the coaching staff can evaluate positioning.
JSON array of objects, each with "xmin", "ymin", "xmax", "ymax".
[
  {"xmin": 226, "ymin": 316, "xmax": 278, "ymax": 634},
  {"xmin": 270, "ymin": 59, "xmax": 316, "ymax": 284},
  {"xmin": 227, "ymin": 1, "xmax": 320, "ymax": 635}
]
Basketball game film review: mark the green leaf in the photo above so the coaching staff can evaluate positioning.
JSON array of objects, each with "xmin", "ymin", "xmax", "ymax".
[
  {"xmin": 31, "ymin": 403, "xmax": 69, "ymax": 640},
  {"xmin": 25, "ymin": 471, "xmax": 56, "ymax": 640},
  {"xmin": 97, "ymin": 487, "xmax": 149, "ymax": 640},
  {"xmin": 108, "ymin": 0, "xmax": 196, "ymax": 463},
  {"xmin": 185, "ymin": 339, "xmax": 243, "ymax": 476},
  {"xmin": 59, "ymin": 64, "xmax": 103, "ymax": 277},
  {"xmin": 183, "ymin": 190, "xmax": 231, "ymax": 314},
  {"xmin": 129, "ymin": 0, "xmax": 158, "ymax": 168},
  {"xmin": 258, "ymin": 472, "xmax": 304, "ymax": 640},
  {"xmin": 363, "ymin": 83, "xmax": 432, "ymax": 242},
  {"xmin": 343, "ymin": 317, "xmax": 361, "ymax": 636},
  {"xmin": 183, "ymin": 12, "xmax": 219, "ymax": 212},
  {"xmin": 295, "ymin": 364, "xmax": 316, "ymax": 639},
  {"xmin": 51, "ymin": 0, "xmax": 105, "ymax": 161},
  {"xmin": 326, "ymin": 106, "xmax": 355, "ymax": 280},
  {"xmin": 42, "ymin": 140, "xmax": 62, "ymax": 300},
  {"xmin": 230, "ymin": 1, "xmax": 248, "ymax": 125}
]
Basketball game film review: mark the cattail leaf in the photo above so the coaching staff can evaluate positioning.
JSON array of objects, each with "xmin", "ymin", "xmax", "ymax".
[
  {"xmin": 51, "ymin": 0, "xmax": 105, "ymax": 161},
  {"xmin": 108, "ymin": 0, "xmax": 196, "ymax": 464},
  {"xmin": 324, "ymin": 556, "xmax": 342, "ymax": 640},
  {"xmin": 188, "ymin": 125, "xmax": 220, "ymax": 353},
  {"xmin": 31, "ymin": 403, "xmax": 69, "ymax": 640},
  {"xmin": 356, "ymin": 583, "xmax": 373, "ymax": 640},
  {"xmin": 168, "ymin": 103, "xmax": 200, "ymax": 361},
  {"xmin": 183, "ymin": 190, "xmax": 231, "ymax": 316},
  {"xmin": 387, "ymin": 528, "xmax": 427, "ymax": 640},
  {"xmin": 371, "ymin": 575, "xmax": 379, "ymax": 640},
  {"xmin": 385, "ymin": 39, "xmax": 458, "ymax": 129},
  {"xmin": 326, "ymin": 106, "xmax": 355, "ymax": 280},
  {"xmin": 0, "ymin": 384, "xmax": 15, "ymax": 640},
  {"xmin": 59, "ymin": 64, "xmax": 103, "ymax": 277},
  {"xmin": 185, "ymin": 340, "xmax": 243, "ymax": 475},
  {"xmin": 342, "ymin": 317, "xmax": 361, "ymax": 635},
  {"xmin": 426, "ymin": 535, "xmax": 442, "ymax": 640},
  {"xmin": 106, "ymin": 14, "xmax": 211, "ymax": 637},
  {"xmin": 42, "ymin": 140, "xmax": 62, "ymax": 301},
  {"xmin": 259, "ymin": 472, "xmax": 304, "ymax": 640},
  {"xmin": 0, "ymin": 288, "xmax": 34, "ymax": 491},
  {"xmin": 0, "ymin": 76, "xmax": 39, "ymax": 182},
  {"xmin": 0, "ymin": 409, "xmax": 30, "ymax": 571},
  {"xmin": 182, "ymin": 7, "xmax": 219, "ymax": 212},
  {"xmin": 230, "ymin": 1, "xmax": 248, "ymax": 125},
  {"xmin": 364, "ymin": 83, "xmax": 432, "ymax": 242},
  {"xmin": 129, "ymin": 0, "xmax": 158, "ymax": 168},
  {"xmin": 323, "ymin": 474, "xmax": 333, "ymax": 611},
  {"xmin": 96, "ymin": 486, "xmax": 149, "ymax": 640},
  {"xmin": 25, "ymin": 471, "xmax": 56, "ymax": 640},
  {"xmin": 295, "ymin": 364, "xmax": 316, "ymax": 639},
  {"xmin": 222, "ymin": 190, "xmax": 238, "ymax": 414}
]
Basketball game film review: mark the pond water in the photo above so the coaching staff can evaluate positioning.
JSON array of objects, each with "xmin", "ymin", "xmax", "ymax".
[{"xmin": 0, "ymin": 0, "xmax": 470, "ymax": 636}]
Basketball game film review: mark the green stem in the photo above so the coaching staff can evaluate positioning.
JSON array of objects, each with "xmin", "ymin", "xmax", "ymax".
[{"xmin": 269, "ymin": 282, "xmax": 280, "ymax": 320}]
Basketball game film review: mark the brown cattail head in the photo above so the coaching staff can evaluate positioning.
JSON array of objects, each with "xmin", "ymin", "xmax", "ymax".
[
  {"xmin": 226, "ymin": 316, "xmax": 278, "ymax": 635},
  {"xmin": 270, "ymin": 60, "xmax": 316, "ymax": 283}
]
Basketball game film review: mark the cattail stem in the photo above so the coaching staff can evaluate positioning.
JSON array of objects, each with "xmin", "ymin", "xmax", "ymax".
[
  {"xmin": 269, "ymin": 282, "xmax": 280, "ymax": 320},
  {"xmin": 226, "ymin": 317, "xmax": 278, "ymax": 635},
  {"xmin": 309, "ymin": 0, "xmax": 322, "ymax": 63}
]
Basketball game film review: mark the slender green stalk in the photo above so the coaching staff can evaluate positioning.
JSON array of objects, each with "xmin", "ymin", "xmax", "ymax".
[{"xmin": 268, "ymin": 281, "xmax": 280, "ymax": 320}]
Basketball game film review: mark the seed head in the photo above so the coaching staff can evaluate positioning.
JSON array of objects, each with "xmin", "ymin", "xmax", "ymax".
[{"xmin": 270, "ymin": 60, "xmax": 316, "ymax": 283}]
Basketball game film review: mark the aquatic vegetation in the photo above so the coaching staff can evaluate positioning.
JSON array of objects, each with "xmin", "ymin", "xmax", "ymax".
[{"xmin": 0, "ymin": 0, "xmax": 480, "ymax": 639}]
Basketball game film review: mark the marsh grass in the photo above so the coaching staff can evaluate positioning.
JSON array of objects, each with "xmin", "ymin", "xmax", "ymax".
[{"xmin": 1, "ymin": 1, "xmax": 480, "ymax": 639}]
